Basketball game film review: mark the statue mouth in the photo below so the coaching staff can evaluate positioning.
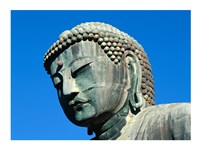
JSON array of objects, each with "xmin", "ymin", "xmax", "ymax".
[{"xmin": 68, "ymin": 99, "xmax": 89, "ymax": 111}]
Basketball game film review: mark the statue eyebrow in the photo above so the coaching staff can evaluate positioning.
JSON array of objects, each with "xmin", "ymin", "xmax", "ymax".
[
  {"xmin": 68, "ymin": 57, "xmax": 93, "ymax": 65},
  {"xmin": 69, "ymin": 57, "xmax": 93, "ymax": 70}
]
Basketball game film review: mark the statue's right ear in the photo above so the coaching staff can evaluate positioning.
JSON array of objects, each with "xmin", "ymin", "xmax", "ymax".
[{"xmin": 125, "ymin": 51, "xmax": 144, "ymax": 111}]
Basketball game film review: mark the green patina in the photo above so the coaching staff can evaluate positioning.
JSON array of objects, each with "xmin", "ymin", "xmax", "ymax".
[{"xmin": 44, "ymin": 22, "xmax": 190, "ymax": 140}]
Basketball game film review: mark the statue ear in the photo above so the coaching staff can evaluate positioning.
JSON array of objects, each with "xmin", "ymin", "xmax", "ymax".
[{"xmin": 125, "ymin": 51, "xmax": 144, "ymax": 110}]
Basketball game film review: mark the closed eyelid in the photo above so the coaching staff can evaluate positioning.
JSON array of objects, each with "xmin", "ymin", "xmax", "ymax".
[
  {"xmin": 71, "ymin": 62, "xmax": 92, "ymax": 78},
  {"xmin": 53, "ymin": 76, "xmax": 61, "ymax": 85},
  {"xmin": 71, "ymin": 59, "xmax": 93, "ymax": 73},
  {"xmin": 51, "ymin": 73, "xmax": 63, "ymax": 88}
]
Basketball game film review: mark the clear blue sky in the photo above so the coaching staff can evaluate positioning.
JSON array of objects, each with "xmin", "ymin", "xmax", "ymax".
[{"xmin": 11, "ymin": 10, "xmax": 190, "ymax": 140}]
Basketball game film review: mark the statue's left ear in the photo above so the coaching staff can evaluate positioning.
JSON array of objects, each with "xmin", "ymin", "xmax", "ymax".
[{"xmin": 125, "ymin": 51, "xmax": 144, "ymax": 110}]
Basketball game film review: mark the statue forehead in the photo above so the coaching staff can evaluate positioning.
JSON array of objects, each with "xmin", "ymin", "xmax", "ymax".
[
  {"xmin": 50, "ymin": 41, "xmax": 108, "ymax": 75},
  {"xmin": 44, "ymin": 22, "xmax": 132, "ymax": 73}
]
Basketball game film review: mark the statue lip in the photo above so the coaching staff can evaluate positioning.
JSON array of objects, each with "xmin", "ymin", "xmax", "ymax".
[{"xmin": 68, "ymin": 98, "xmax": 89, "ymax": 109}]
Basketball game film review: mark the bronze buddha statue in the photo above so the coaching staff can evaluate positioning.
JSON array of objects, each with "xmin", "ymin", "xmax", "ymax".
[{"xmin": 43, "ymin": 22, "xmax": 190, "ymax": 140}]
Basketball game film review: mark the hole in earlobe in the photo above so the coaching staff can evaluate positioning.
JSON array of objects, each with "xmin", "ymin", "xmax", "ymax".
[
  {"xmin": 127, "ymin": 63, "xmax": 131, "ymax": 69},
  {"xmin": 129, "ymin": 100, "xmax": 140, "ymax": 115}
]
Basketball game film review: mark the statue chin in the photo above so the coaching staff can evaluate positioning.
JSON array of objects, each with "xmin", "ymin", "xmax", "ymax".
[
  {"xmin": 65, "ymin": 103, "xmax": 97, "ymax": 127},
  {"xmin": 70, "ymin": 106, "xmax": 113, "ymax": 127}
]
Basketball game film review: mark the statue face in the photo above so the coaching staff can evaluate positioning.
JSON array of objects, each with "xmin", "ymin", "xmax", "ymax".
[{"xmin": 49, "ymin": 41, "xmax": 129, "ymax": 126}]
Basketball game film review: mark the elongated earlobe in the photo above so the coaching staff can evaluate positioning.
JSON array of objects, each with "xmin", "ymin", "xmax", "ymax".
[{"xmin": 125, "ymin": 51, "xmax": 144, "ymax": 110}]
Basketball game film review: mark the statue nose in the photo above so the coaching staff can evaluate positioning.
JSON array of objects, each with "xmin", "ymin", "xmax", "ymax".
[{"xmin": 62, "ymin": 78, "xmax": 80, "ymax": 96}]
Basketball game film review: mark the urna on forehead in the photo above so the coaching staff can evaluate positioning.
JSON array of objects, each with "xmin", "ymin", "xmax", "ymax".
[{"xmin": 43, "ymin": 22, "xmax": 155, "ymax": 105}]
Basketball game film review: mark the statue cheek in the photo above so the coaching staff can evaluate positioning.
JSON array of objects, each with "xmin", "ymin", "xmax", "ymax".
[
  {"xmin": 79, "ymin": 87, "xmax": 103, "ymax": 113},
  {"xmin": 75, "ymin": 70, "xmax": 96, "ymax": 92}
]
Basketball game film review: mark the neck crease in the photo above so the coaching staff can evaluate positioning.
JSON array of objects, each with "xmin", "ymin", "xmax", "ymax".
[{"xmin": 90, "ymin": 101, "xmax": 129, "ymax": 140}]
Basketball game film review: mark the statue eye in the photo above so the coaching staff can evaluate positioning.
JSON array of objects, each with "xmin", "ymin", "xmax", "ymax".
[
  {"xmin": 52, "ymin": 73, "xmax": 62, "ymax": 89},
  {"xmin": 71, "ymin": 62, "xmax": 92, "ymax": 78}
]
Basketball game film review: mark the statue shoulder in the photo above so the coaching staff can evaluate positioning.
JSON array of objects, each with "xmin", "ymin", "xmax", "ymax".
[
  {"xmin": 163, "ymin": 103, "xmax": 191, "ymax": 140},
  {"xmin": 138, "ymin": 103, "xmax": 190, "ymax": 120},
  {"xmin": 126, "ymin": 103, "xmax": 191, "ymax": 140}
]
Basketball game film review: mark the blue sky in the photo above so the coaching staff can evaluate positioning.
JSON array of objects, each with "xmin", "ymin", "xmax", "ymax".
[{"xmin": 11, "ymin": 10, "xmax": 190, "ymax": 140}]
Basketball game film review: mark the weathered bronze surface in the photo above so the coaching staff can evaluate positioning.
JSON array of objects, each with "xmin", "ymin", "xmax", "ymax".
[{"xmin": 43, "ymin": 22, "xmax": 190, "ymax": 140}]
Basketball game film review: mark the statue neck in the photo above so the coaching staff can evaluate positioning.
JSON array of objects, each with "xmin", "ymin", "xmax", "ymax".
[{"xmin": 89, "ymin": 101, "xmax": 130, "ymax": 140}]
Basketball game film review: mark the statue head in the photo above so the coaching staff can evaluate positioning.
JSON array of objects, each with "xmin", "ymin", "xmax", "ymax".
[{"xmin": 43, "ymin": 22, "xmax": 154, "ymax": 127}]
